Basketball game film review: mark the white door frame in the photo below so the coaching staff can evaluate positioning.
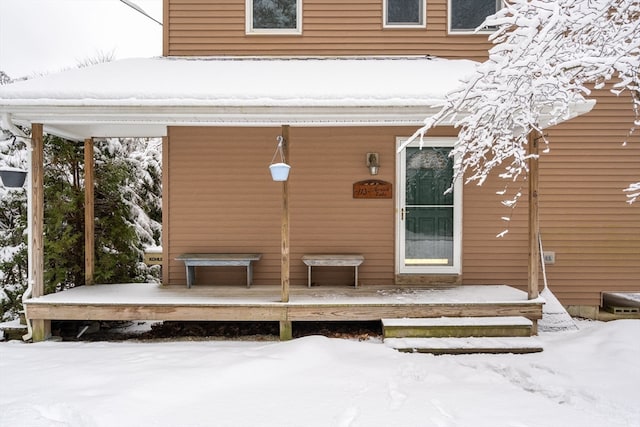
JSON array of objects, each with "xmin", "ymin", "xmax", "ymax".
[{"xmin": 396, "ymin": 137, "xmax": 462, "ymax": 275}]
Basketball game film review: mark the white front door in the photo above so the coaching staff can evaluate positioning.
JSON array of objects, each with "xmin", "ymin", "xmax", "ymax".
[{"xmin": 396, "ymin": 137, "xmax": 462, "ymax": 274}]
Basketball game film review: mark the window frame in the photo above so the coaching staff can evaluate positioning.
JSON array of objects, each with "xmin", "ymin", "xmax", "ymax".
[
  {"xmin": 383, "ymin": 0, "xmax": 427, "ymax": 29},
  {"xmin": 246, "ymin": 0, "xmax": 303, "ymax": 35},
  {"xmin": 447, "ymin": 0, "xmax": 501, "ymax": 35}
]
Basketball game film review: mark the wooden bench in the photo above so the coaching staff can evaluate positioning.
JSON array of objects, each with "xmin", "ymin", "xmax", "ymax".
[
  {"xmin": 175, "ymin": 253, "xmax": 261, "ymax": 288},
  {"xmin": 302, "ymin": 254, "xmax": 364, "ymax": 288}
]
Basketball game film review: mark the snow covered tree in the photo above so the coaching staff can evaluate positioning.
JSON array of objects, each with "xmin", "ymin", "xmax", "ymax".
[
  {"xmin": 92, "ymin": 138, "xmax": 162, "ymax": 285},
  {"xmin": 0, "ymin": 132, "xmax": 162, "ymax": 317},
  {"xmin": 406, "ymin": 0, "xmax": 640, "ymax": 204},
  {"xmin": 43, "ymin": 136, "xmax": 86, "ymax": 292},
  {"xmin": 0, "ymin": 73, "xmax": 29, "ymax": 321},
  {"xmin": 43, "ymin": 136, "xmax": 162, "ymax": 293},
  {"xmin": 0, "ymin": 71, "xmax": 11, "ymax": 86},
  {"xmin": 0, "ymin": 135, "xmax": 28, "ymax": 321}
]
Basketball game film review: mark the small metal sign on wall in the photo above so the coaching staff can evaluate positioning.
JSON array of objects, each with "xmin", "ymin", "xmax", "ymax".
[{"xmin": 353, "ymin": 180, "xmax": 392, "ymax": 199}]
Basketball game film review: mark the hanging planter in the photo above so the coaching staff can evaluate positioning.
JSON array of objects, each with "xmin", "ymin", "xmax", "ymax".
[
  {"xmin": 269, "ymin": 136, "xmax": 291, "ymax": 181},
  {"xmin": 269, "ymin": 163, "xmax": 291, "ymax": 181},
  {"xmin": 0, "ymin": 168, "xmax": 27, "ymax": 188}
]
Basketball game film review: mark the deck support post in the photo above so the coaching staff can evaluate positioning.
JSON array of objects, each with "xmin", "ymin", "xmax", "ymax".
[
  {"xmin": 528, "ymin": 131, "xmax": 540, "ymax": 300},
  {"xmin": 30, "ymin": 123, "xmax": 50, "ymax": 341},
  {"xmin": 279, "ymin": 320, "xmax": 292, "ymax": 340},
  {"xmin": 280, "ymin": 125, "xmax": 290, "ymax": 303},
  {"xmin": 84, "ymin": 138, "xmax": 95, "ymax": 285}
]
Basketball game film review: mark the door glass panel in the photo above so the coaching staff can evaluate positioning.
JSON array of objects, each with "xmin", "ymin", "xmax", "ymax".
[{"xmin": 405, "ymin": 147, "xmax": 454, "ymax": 266}]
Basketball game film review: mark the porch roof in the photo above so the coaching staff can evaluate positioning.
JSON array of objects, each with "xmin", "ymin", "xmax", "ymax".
[
  {"xmin": 0, "ymin": 56, "xmax": 594, "ymax": 141},
  {"xmin": 0, "ymin": 56, "xmax": 472, "ymax": 140}
]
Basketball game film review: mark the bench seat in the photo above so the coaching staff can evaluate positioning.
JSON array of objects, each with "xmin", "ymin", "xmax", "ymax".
[
  {"xmin": 302, "ymin": 254, "xmax": 364, "ymax": 288},
  {"xmin": 175, "ymin": 253, "xmax": 261, "ymax": 288}
]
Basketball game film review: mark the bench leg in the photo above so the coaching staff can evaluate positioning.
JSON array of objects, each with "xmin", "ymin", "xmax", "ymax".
[
  {"xmin": 354, "ymin": 265, "xmax": 359, "ymax": 288},
  {"xmin": 307, "ymin": 265, "xmax": 312, "ymax": 288},
  {"xmin": 246, "ymin": 264, "xmax": 252, "ymax": 288},
  {"xmin": 186, "ymin": 265, "xmax": 195, "ymax": 288}
]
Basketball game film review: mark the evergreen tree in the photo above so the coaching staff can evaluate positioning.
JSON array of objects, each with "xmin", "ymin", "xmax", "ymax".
[
  {"xmin": 43, "ymin": 136, "xmax": 86, "ymax": 292},
  {"xmin": 0, "ymin": 136, "xmax": 28, "ymax": 321},
  {"xmin": 43, "ymin": 136, "xmax": 162, "ymax": 292},
  {"xmin": 0, "ymin": 133, "xmax": 162, "ymax": 319},
  {"xmin": 0, "ymin": 76, "xmax": 29, "ymax": 319},
  {"xmin": 0, "ymin": 71, "xmax": 11, "ymax": 86},
  {"xmin": 92, "ymin": 137, "xmax": 162, "ymax": 284}
]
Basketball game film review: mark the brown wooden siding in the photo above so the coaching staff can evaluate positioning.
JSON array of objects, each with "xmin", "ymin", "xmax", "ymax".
[
  {"xmin": 463, "ymin": 90, "xmax": 640, "ymax": 306},
  {"xmin": 462, "ymin": 175, "xmax": 530, "ymax": 289},
  {"xmin": 166, "ymin": 126, "xmax": 399, "ymax": 287},
  {"xmin": 537, "ymin": 89, "xmax": 640, "ymax": 306},
  {"xmin": 167, "ymin": 127, "xmax": 282, "ymax": 286},
  {"xmin": 166, "ymin": 102, "xmax": 639, "ymax": 307},
  {"xmin": 167, "ymin": 125, "xmax": 535, "ymax": 290},
  {"xmin": 165, "ymin": 0, "xmax": 492, "ymax": 61},
  {"xmin": 162, "ymin": 0, "xmax": 639, "ymax": 307}
]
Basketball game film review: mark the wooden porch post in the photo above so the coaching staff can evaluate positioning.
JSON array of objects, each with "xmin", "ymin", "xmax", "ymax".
[
  {"xmin": 528, "ymin": 132, "xmax": 540, "ymax": 300},
  {"xmin": 30, "ymin": 123, "xmax": 50, "ymax": 341},
  {"xmin": 161, "ymin": 136, "xmax": 170, "ymax": 286},
  {"xmin": 84, "ymin": 138, "xmax": 95, "ymax": 285},
  {"xmin": 279, "ymin": 125, "xmax": 292, "ymax": 340}
]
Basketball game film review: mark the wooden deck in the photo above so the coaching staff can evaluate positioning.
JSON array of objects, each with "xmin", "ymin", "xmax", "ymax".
[{"xmin": 24, "ymin": 284, "xmax": 543, "ymax": 329}]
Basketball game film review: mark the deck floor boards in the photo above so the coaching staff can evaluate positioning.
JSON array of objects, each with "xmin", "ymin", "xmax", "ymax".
[{"xmin": 24, "ymin": 283, "xmax": 543, "ymax": 323}]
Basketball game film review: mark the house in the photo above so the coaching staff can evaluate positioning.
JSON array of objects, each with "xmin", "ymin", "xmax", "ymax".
[{"xmin": 0, "ymin": 0, "xmax": 638, "ymax": 343}]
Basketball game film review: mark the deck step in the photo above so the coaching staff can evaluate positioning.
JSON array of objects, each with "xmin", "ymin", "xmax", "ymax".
[
  {"xmin": 382, "ymin": 316, "xmax": 533, "ymax": 339},
  {"xmin": 384, "ymin": 337, "xmax": 543, "ymax": 355}
]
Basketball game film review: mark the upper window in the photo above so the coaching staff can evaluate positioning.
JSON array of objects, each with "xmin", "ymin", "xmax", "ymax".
[
  {"xmin": 384, "ymin": 0, "xmax": 426, "ymax": 28},
  {"xmin": 449, "ymin": 0, "xmax": 500, "ymax": 33},
  {"xmin": 246, "ymin": 0, "xmax": 302, "ymax": 34}
]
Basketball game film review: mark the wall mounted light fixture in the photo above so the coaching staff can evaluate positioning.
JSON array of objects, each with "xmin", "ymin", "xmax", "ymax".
[{"xmin": 366, "ymin": 152, "xmax": 379, "ymax": 175}]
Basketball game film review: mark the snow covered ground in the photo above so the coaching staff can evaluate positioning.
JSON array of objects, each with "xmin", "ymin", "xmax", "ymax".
[{"xmin": 1, "ymin": 319, "xmax": 638, "ymax": 427}]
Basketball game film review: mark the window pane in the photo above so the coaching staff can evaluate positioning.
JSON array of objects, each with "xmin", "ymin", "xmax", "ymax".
[
  {"xmin": 404, "ymin": 147, "xmax": 454, "ymax": 267},
  {"xmin": 387, "ymin": 0, "xmax": 422, "ymax": 25},
  {"xmin": 450, "ymin": 0, "xmax": 497, "ymax": 31},
  {"xmin": 405, "ymin": 207, "xmax": 454, "ymax": 266},
  {"xmin": 405, "ymin": 148, "xmax": 454, "ymax": 206},
  {"xmin": 253, "ymin": 0, "xmax": 297, "ymax": 29}
]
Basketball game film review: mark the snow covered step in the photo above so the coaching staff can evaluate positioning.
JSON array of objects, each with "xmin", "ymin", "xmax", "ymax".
[
  {"xmin": 382, "ymin": 316, "xmax": 534, "ymax": 339},
  {"xmin": 384, "ymin": 336, "xmax": 543, "ymax": 355}
]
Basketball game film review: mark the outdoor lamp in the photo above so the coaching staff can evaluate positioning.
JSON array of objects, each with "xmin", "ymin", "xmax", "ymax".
[{"xmin": 366, "ymin": 152, "xmax": 379, "ymax": 175}]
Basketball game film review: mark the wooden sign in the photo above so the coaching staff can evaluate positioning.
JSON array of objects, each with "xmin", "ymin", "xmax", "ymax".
[
  {"xmin": 144, "ymin": 251, "xmax": 163, "ymax": 265},
  {"xmin": 353, "ymin": 180, "xmax": 392, "ymax": 199}
]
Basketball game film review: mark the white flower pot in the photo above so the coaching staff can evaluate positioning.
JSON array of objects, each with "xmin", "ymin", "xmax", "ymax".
[{"xmin": 269, "ymin": 163, "xmax": 291, "ymax": 181}]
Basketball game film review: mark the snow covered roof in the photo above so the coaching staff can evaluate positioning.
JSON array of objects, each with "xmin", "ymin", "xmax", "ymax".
[
  {"xmin": 0, "ymin": 56, "xmax": 594, "ymax": 140},
  {"xmin": 0, "ymin": 56, "xmax": 477, "ymax": 139}
]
